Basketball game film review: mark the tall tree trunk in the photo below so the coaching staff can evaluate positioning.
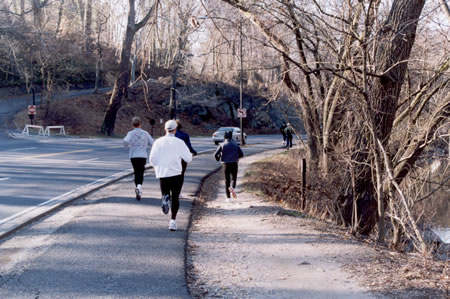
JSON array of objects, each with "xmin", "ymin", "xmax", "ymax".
[
  {"xmin": 55, "ymin": 0, "xmax": 64, "ymax": 37},
  {"xmin": 101, "ymin": 5, "xmax": 135, "ymax": 136},
  {"xmin": 77, "ymin": 0, "xmax": 85, "ymax": 32},
  {"xmin": 20, "ymin": 0, "xmax": 25, "ymax": 17},
  {"xmin": 84, "ymin": 0, "xmax": 93, "ymax": 50},
  {"xmin": 32, "ymin": 0, "xmax": 42, "ymax": 28},
  {"xmin": 337, "ymin": 0, "xmax": 425, "ymax": 235},
  {"xmin": 101, "ymin": 0, "xmax": 158, "ymax": 136}
]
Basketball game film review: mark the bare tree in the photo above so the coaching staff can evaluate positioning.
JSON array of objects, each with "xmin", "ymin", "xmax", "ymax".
[
  {"xmin": 83, "ymin": 0, "xmax": 93, "ymax": 50},
  {"xmin": 213, "ymin": 0, "xmax": 450, "ymax": 240},
  {"xmin": 101, "ymin": 0, "xmax": 159, "ymax": 136},
  {"xmin": 440, "ymin": 0, "xmax": 450, "ymax": 20}
]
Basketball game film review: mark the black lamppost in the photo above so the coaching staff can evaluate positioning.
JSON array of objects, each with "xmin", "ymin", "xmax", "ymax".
[
  {"xmin": 169, "ymin": 70, "xmax": 177, "ymax": 120},
  {"xmin": 239, "ymin": 19, "xmax": 245, "ymax": 145}
]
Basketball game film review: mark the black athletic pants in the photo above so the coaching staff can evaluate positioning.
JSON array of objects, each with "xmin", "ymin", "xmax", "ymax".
[
  {"xmin": 160, "ymin": 175, "xmax": 184, "ymax": 220},
  {"xmin": 130, "ymin": 157, "xmax": 147, "ymax": 186},
  {"xmin": 223, "ymin": 162, "xmax": 238, "ymax": 198},
  {"xmin": 181, "ymin": 160, "xmax": 188, "ymax": 178},
  {"xmin": 286, "ymin": 135, "xmax": 293, "ymax": 148}
]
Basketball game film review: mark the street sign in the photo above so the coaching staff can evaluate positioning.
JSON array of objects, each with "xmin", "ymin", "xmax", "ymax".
[
  {"xmin": 28, "ymin": 105, "xmax": 36, "ymax": 115},
  {"xmin": 237, "ymin": 108, "xmax": 247, "ymax": 118}
]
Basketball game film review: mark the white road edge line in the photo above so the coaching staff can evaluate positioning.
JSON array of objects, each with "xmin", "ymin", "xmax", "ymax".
[
  {"xmin": 77, "ymin": 158, "xmax": 99, "ymax": 163},
  {"xmin": 0, "ymin": 169, "xmax": 131, "ymax": 226},
  {"xmin": 0, "ymin": 178, "xmax": 9, "ymax": 181},
  {"xmin": 8, "ymin": 147, "xmax": 37, "ymax": 151}
]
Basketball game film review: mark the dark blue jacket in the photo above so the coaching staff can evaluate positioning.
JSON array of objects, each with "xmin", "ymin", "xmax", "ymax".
[
  {"xmin": 214, "ymin": 139, "xmax": 244, "ymax": 163},
  {"xmin": 176, "ymin": 130, "xmax": 197, "ymax": 155}
]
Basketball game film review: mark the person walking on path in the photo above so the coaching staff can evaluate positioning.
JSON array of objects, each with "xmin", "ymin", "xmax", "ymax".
[
  {"xmin": 214, "ymin": 131, "xmax": 244, "ymax": 201},
  {"xmin": 285, "ymin": 123, "xmax": 293, "ymax": 149},
  {"xmin": 123, "ymin": 116, "xmax": 154, "ymax": 201},
  {"xmin": 280, "ymin": 122, "xmax": 287, "ymax": 146},
  {"xmin": 175, "ymin": 119, "xmax": 197, "ymax": 179},
  {"xmin": 149, "ymin": 119, "xmax": 192, "ymax": 231}
]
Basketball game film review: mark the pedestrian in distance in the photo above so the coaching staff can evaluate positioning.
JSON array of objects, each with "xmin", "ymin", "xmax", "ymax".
[
  {"xmin": 149, "ymin": 119, "xmax": 192, "ymax": 231},
  {"xmin": 214, "ymin": 131, "xmax": 244, "ymax": 202},
  {"xmin": 123, "ymin": 116, "xmax": 154, "ymax": 201},
  {"xmin": 280, "ymin": 122, "xmax": 287, "ymax": 146},
  {"xmin": 175, "ymin": 119, "xmax": 197, "ymax": 179},
  {"xmin": 285, "ymin": 123, "xmax": 293, "ymax": 149}
]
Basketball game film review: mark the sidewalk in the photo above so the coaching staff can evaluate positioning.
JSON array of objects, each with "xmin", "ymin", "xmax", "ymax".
[{"xmin": 187, "ymin": 149, "xmax": 381, "ymax": 299}]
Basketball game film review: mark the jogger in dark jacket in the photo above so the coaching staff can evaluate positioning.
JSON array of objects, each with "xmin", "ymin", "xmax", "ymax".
[{"xmin": 214, "ymin": 131, "xmax": 244, "ymax": 200}]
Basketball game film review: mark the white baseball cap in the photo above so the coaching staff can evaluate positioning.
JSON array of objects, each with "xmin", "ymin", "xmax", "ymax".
[{"xmin": 165, "ymin": 119, "xmax": 178, "ymax": 131}]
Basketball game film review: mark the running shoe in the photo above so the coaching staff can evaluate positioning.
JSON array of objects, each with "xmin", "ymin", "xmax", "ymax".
[
  {"xmin": 161, "ymin": 194, "xmax": 171, "ymax": 214},
  {"xmin": 169, "ymin": 219, "xmax": 177, "ymax": 231},
  {"xmin": 229, "ymin": 187, "xmax": 237, "ymax": 199},
  {"xmin": 135, "ymin": 184, "xmax": 142, "ymax": 201}
]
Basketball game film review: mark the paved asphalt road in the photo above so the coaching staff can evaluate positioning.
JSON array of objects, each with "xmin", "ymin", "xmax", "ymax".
[
  {"xmin": 0, "ymin": 134, "xmax": 218, "ymax": 221},
  {"xmin": 0, "ymin": 132, "xmax": 281, "ymax": 224},
  {"xmin": 0, "ymin": 139, "xmax": 281, "ymax": 298}
]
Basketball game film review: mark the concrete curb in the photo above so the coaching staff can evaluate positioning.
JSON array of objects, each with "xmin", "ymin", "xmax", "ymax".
[{"xmin": 0, "ymin": 168, "xmax": 134, "ymax": 240}]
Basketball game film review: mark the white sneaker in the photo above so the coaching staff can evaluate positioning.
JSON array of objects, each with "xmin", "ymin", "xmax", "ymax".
[
  {"xmin": 135, "ymin": 184, "xmax": 142, "ymax": 201},
  {"xmin": 169, "ymin": 219, "xmax": 177, "ymax": 231},
  {"xmin": 225, "ymin": 197, "xmax": 231, "ymax": 203},
  {"xmin": 229, "ymin": 187, "xmax": 237, "ymax": 199}
]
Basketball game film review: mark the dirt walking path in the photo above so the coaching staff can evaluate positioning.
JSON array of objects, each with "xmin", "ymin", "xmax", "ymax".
[{"xmin": 186, "ymin": 149, "xmax": 382, "ymax": 299}]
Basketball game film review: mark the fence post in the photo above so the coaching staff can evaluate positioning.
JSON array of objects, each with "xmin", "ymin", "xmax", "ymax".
[{"xmin": 301, "ymin": 158, "xmax": 306, "ymax": 210}]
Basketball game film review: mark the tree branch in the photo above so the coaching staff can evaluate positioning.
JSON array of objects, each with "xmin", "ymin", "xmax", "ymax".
[
  {"xmin": 394, "ymin": 95, "xmax": 450, "ymax": 184},
  {"xmin": 440, "ymin": 0, "xmax": 450, "ymax": 21},
  {"xmin": 135, "ymin": 0, "xmax": 159, "ymax": 32}
]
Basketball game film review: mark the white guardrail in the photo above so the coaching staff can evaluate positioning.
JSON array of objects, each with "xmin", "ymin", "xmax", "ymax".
[{"xmin": 22, "ymin": 125, "xmax": 65, "ymax": 137}]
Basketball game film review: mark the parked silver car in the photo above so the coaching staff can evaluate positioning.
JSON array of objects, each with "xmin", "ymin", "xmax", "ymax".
[{"xmin": 212, "ymin": 127, "xmax": 247, "ymax": 145}]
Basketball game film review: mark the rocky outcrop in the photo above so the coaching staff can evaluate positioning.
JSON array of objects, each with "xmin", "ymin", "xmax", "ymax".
[{"xmin": 171, "ymin": 80, "xmax": 302, "ymax": 132}]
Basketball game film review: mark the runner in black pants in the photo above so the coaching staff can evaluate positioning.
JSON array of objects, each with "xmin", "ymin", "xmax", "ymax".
[
  {"xmin": 214, "ymin": 131, "xmax": 244, "ymax": 201},
  {"xmin": 123, "ymin": 116, "xmax": 154, "ymax": 201},
  {"xmin": 149, "ymin": 120, "xmax": 193, "ymax": 231},
  {"xmin": 223, "ymin": 162, "xmax": 238, "ymax": 199},
  {"xmin": 130, "ymin": 158, "xmax": 147, "ymax": 187}
]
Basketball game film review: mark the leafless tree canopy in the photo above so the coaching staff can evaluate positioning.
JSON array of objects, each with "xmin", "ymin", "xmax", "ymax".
[{"xmin": 210, "ymin": 0, "xmax": 449, "ymax": 253}]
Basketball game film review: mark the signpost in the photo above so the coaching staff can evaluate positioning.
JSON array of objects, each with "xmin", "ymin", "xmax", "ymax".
[
  {"xmin": 149, "ymin": 118, "xmax": 155, "ymax": 136},
  {"xmin": 237, "ymin": 108, "xmax": 247, "ymax": 118},
  {"xmin": 28, "ymin": 105, "xmax": 36, "ymax": 125}
]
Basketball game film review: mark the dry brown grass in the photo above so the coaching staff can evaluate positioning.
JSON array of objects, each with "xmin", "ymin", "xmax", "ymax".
[{"xmin": 243, "ymin": 149, "xmax": 340, "ymax": 221}]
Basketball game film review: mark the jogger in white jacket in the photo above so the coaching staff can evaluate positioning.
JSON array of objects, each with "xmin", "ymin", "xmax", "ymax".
[
  {"xmin": 123, "ymin": 116, "xmax": 154, "ymax": 201},
  {"xmin": 149, "ymin": 119, "xmax": 192, "ymax": 231}
]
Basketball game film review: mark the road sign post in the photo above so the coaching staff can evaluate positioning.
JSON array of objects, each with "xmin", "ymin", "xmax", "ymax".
[
  {"xmin": 28, "ymin": 105, "xmax": 36, "ymax": 125},
  {"xmin": 237, "ymin": 108, "xmax": 247, "ymax": 118},
  {"xmin": 237, "ymin": 108, "xmax": 246, "ymax": 145},
  {"xmin": 149, "ymin": 118, "xmax": 155, "ymax": 136}
]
